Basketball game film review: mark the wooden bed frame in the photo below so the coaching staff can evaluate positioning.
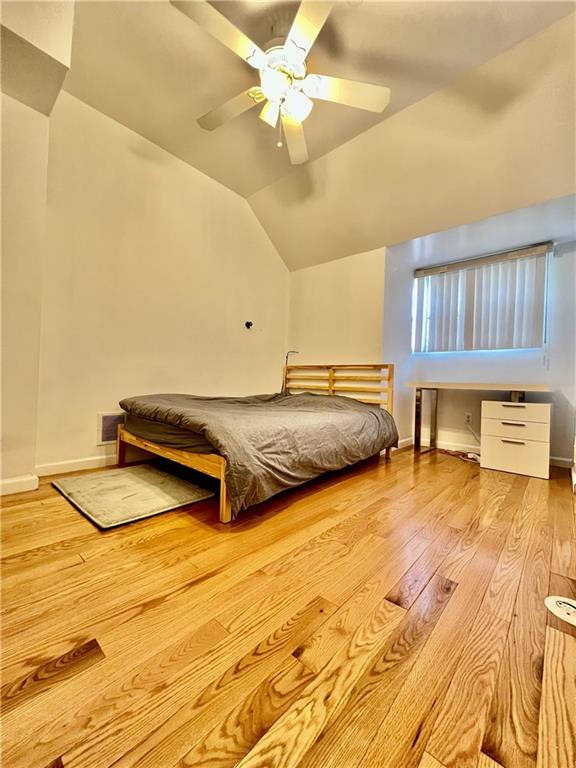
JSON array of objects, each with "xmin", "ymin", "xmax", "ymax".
[{"xmin": 117, "ymin": 363, "xmax": 394, "ymax": 524}]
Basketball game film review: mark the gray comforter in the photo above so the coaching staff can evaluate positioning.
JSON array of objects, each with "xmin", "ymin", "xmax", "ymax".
[{"xmin": 119, "ymin": 392, "xmax": 398, "ymax": 518}]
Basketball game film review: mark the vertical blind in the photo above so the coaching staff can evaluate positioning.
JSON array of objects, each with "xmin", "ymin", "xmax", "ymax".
[{"xmin": 412, "ymin": 243, "xmax": 551, "ymax": 353}]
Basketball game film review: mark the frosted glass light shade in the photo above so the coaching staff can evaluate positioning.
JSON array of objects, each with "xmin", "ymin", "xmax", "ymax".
[
  {"xmin": 260, "ymin": 68, "xmax": 289, "ymax": 101},
  {"xmin": 282, "ymin": 89, "xmax": 313, "ymax": 122}
]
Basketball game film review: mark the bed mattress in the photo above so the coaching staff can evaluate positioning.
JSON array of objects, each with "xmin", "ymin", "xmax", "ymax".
[
  {"xmin": 119, "ymin": 392, "xmax": 398, "ymax": 518},
  {"xmin": 124, "ymin": 414, "xmax": 216, "ymax": 453}
]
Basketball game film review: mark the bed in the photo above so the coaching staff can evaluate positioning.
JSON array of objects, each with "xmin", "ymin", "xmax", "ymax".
[{"xmin": 117, "ymin": 363, "xmax": 397, "ymax": 523}]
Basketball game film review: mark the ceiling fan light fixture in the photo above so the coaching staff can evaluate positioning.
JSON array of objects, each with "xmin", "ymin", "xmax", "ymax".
[
  {"xmin": 174, "ymin": 0, "xmax": 390, "ymax": 165},
  {"xmin": 260, "ymin": 68, "xmax": 290, "ymax": 102},
  {"xmin": 259, "ymin": 99, "xmax": 281, "ymax": 128},
  {"xmin": 301, "ymin": 74, "xmax": 325, "ymax": 99},
  {"xmin": 282, "ymin": 89, "xmax": 313, "ymax": 123},
  {"xmin": 283, "ymin": 41, "xmax": 307, "ymax": 70}
]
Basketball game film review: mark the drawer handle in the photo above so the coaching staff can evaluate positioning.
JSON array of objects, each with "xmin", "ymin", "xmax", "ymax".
[
  {"xmin": 501, "ymin": 439, "xmax": 526, "ymax": 445},
  {"xmin": 501, "ymin": 421, "xmax": 526, "ymax": 427},
  {"xmin": 501, "ymin": 404, "xmax": 526, "ymax": 408}
]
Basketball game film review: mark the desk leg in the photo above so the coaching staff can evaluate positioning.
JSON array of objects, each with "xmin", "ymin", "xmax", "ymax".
[
  {"xmin": 414, "ymin": 388, "xmax": 422, "ymax": 451},
  {"xmin": 430, "ymin": 388, "xmax": 438, "ymax": 450},
  {"xmin": 414, "ymin": 388, "xmax": 438, "ymax": 452}
]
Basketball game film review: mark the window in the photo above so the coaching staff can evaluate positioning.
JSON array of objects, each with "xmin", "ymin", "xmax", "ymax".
[{"xmin": 412, "ymin": 242, "xmax": 551, "ymax": 353}]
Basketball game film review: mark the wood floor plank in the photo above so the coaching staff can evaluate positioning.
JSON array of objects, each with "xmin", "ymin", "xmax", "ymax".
[
  {"xmin": 419, "ymin": 754, "xmax": 447, "ymax": 768},
  {"xmin": 439, "ymin": 472, "xmax": 514, "ymax": 583},
  {"xmin": 1, "ymin": 524, "xmax": 209, "ymax": 613},
  {"xmin": 44, "ymin": 758, "xmax": 64, "ymax": 768},
  {"xmin": 88, "ymin": 598, "xmax": 337, "ymax": 768},
  {"xmin": 297, "ymin": 574, "xmax": 458, "ymax": 768},
  {"xmin": 480, "ymin": 476, "xmax": 535, "ymax": 622},
  {"xmin": 2, "ymin": 498, "xmax": 397, "ymax": 736},
  {"xmin": 296, "ymin": 571, "xmax": 405, "ymax": 674},
  {"xmin": 183, "ymin": 571, "xmax": 443, "ymax": 768},
  {"xmin": 536, "ymin": 626, "xmax": 576, "ymax": 768},
  {"xmin": 0, "ymin": 509, "xmax": 95, "ymax": 558},
  {"xmin": 385, "ymin": 526, "xmax": 460, "ymax": 609},
  {"xmin": 233, "ymin": 598, "xmax": 405, "ymax": 768},
  {"xmin": 1, "ymin": 549, "xmax": 85, "ymax": 588},
  {"xmin": 549, "ymin": 472, "xmax": 576, "ymax": 579},
  {"xmin": 319, "ymin": 478, "xmax": 470, "ymax": 610},
  {"xmin": 1, "ymin": 638, "xmax": 106, "ymax": 714},
  {"xmin": 482, "ymin": 479, "xmax": 552, "ymax": 768},
  {"xmin": 444, "ymin": 463, "xmax": 481, "ymax": 530},
  {"xmin": 180, "ymin": 657, "xmax": 314, "ymax": 768},
  {"xmin": 426, "ymin": 610, "xmax": 509, "ymax": 768},
  {"xmin": 1, "ymin": 618, "xmax": 230, "ymax": 768},
  {"xmin": 3, "ymin": 597, "xmax": 334, "ymax": 768},
  {"xmin": 1, "ymin": 493, "xmax": 350, "ymax": 669},
  {"xmin": 1, "ymin": 552, "xmax": 202, "ymax": 669},
  {"xmin": 477, "ymin": 755, "xmax": 504, "ymax": 768},
  {"xmin": 352, "ymin": 496, "xmax": 517, "ymax": 768},
  {"xmin": 547, "ymin": 573, "xmax": 576, "ymax": 638},
  {"xmin": 1, "ymin": 455, "xmax": 571, "ymax": 768}
]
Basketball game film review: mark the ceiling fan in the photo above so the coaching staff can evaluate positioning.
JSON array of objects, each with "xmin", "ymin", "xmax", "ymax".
[{"xmin": 170, "ymin": 1, "xmax": 391, "ymax": 165}]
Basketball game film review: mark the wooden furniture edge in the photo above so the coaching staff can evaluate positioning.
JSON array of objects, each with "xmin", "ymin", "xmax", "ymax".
[
  {"xmin": 117, "ymin": 425, "xmax": 232, "ymax": 524},
  {"xmin": 405, "ymin": 381, "xmax": 551, "ymax": 392},
  {"xmin": 284, "ymin": 363, "xmax": 395, "ymax": 416}
]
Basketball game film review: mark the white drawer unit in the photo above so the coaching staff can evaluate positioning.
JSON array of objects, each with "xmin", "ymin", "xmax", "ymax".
[
  {"xmin": 481, "ymin": 400, "xmax": 551, "ymax": 423},
  {"xmin": 480, "ymin": 401, "xmax": 551, "ymax": 479},
  {"xmin": 481, "ymin": 418, "xmax": 550, "ymax": 442}
]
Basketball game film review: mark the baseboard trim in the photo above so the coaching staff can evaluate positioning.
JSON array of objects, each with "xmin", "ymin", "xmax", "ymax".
[
  {"xmin": 36, "ymin": 454, "xmax": 116, "ymax": 477},
  {"xmin": 398, "ymin": 437, "xmax": 573, "ymax": 470},
  {"xmin": 438, "ymin": 440, "xmax": 479, "ymax": 454},
  {"xmin": 380, "ymin": 438, "xmax": 416, "ymax": 455},
  {"xmin": 550, "ymin": 456, "xmax": 575, "ymax": 469},
  {"xmin": 396, "ymin": 438, "xmax": 480, "ymax": 454},
  {"xmin": 0, "ymin": 473, "xmax": 39, "ymax": 496}
]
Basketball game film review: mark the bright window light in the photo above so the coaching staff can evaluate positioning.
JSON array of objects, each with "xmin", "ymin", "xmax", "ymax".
[{"xmin": 411, "ymin": 243, "xmax": 551, "ymax": 353}]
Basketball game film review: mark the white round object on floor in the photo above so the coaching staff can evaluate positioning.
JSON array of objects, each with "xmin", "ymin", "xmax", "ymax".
[{"xmin": 544, "ymin": 595, "xmax": 576, "ymax": 627}]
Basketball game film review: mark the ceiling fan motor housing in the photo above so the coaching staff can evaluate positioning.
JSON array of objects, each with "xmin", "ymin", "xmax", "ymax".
[{"xmin": 262, "ymin": 45, "xmax": 306, "ymax": 83}]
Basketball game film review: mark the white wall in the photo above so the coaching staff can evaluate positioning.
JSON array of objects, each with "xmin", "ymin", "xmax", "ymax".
[
  {"xmin": 383, "ymin": 196, "xmax": 576, "ymax": 463},
  {"xmin": 0, "ymin": 95, "xmax": 48, "ymax": 491},
  {"xmin": 34, "ymin": 93, "xmax": 289, "ymax": 473},
  {"xmin": 289, "ymin": 248, "xmax": 385, "ymax": 363}
]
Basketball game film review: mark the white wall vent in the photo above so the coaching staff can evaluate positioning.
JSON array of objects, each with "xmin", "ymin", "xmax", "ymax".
[{"xmin": 97, "ymin": 412, "xmax": 125, "ymax": 445}]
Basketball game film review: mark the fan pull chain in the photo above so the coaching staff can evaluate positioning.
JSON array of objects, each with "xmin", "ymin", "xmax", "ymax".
[{"xmin": 276, "ymin": 118, "xmax": 283, "ymax": 148}]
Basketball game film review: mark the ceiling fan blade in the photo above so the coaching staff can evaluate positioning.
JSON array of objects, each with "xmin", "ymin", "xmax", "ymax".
[
  {"xmin": 302, "ymin": 74, "xmax": 391, "ymax": 113},
  {"xmin": 260, "ymin": 100, "xmax": 280, "ymax": 128},
  {"xmin": 281, "ymin": 116, "xmax": 308, "ymax": 165},
  {"xmin": 198, "ymin": 89, "xmax": 261, "ymax": 131},
  {"xmin": 170, "ymin": 1, "xmax": 266, "ymax": 69},
  {"xmin": 285, "ymin": 1, "xmax": 334, "ymax": 60}
]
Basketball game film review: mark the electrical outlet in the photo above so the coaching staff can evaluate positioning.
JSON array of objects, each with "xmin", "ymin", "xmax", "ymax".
[{"xmin": 464, "ymin": 412, "xmax": 473, "ymax": 426}]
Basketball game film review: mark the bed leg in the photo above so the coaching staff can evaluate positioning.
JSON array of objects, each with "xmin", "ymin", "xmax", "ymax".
[
  {"xmin": 385, "ymin": 446, "xmax": 392, "ymax": 461},
  {"xmin": 219, "ymin": 473, "xmax": 232, "ymax": 524},
  {"xmin": 117, "ymin": 426, "xmax": 127, "ymax": 467}
]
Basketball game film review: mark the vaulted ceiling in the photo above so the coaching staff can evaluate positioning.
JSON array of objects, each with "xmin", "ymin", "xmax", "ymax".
[{"xmin": 63, "ymin": 1, "xmax": 574, "ymax": 199}]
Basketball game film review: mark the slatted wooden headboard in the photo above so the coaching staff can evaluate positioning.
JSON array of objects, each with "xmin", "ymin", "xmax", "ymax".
[{"xmin": 283, "ymin": 363, "xmax": 394, "ymax": 415}]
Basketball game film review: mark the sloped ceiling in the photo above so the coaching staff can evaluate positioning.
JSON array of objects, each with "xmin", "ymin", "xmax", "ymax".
[
  {"xmin": 248, "ymin": 12, "xmax": 576, "ymax": 270},
  {"xmin": 63, "ymin": 1, "xmax": 573, "ymax": 201}
]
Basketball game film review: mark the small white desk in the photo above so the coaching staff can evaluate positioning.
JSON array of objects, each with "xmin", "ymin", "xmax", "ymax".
[{"xmin": 406, "ymin": 381, "xmax": 551, "ymax": 452}]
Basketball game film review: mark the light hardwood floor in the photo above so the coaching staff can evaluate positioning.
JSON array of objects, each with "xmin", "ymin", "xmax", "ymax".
[{"xmin": 1, "ymin": 451, "xmax": 575, "ymax": 768}]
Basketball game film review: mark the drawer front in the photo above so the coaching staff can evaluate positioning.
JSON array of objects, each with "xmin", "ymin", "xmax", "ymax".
[
  {"xmin": 480, "ymin": 434, "xmax": 550, "ymax": 479},
  {"xmin": 481, "ymin": 401, "xmax": 551, "ymax": 424},
  {"xmin": 481, "ymin": 417, "xmax": 550, "ymax": 442}
]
